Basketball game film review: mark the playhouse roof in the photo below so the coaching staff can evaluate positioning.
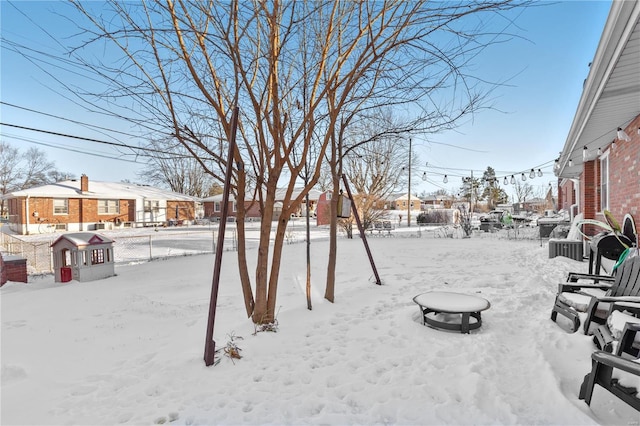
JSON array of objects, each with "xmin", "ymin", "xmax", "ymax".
[{"xmin": 51, "ymin": 233, "xmax": 115, "ymax": 248}]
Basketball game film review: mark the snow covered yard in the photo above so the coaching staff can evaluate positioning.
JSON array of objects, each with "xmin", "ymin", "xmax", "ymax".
[{"xmin": 2, "ymin": 230, "xmax": 638, "ymax": 425}]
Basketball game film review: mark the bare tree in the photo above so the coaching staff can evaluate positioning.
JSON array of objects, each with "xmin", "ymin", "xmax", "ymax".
[
  {"xmin": 66, "ymin": 0, "xmax": 529, "ymax": 324},
  {"xmin": 0, "ymin": 141, "xmax": 70, "ymax": 216},
  {"xmin": 138, "ymin": 138, "xmax": 218, "ymax": 197},
  {"xmin": 340, "ymin": 110, "xmax": 414, "ymax": 233},
  {"xmin": 512, "ymin": 179, "xmax": 535, "ymax": 204}
]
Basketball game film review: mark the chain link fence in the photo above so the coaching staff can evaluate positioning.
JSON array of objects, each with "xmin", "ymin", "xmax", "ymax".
[
  {"xmin": 1, "ymin": 219, "xmax": 543, "ymax": 276},
  {"xmin": 0, "ymin": 226, "xmax": 242, "ymax": 275}
]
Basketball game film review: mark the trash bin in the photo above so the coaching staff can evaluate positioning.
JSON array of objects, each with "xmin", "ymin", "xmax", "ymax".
[
  {"xmin": 538, "ymin": 218, "xmax": 570, "ymax": 238},
  {"xmin": 60, "ymin": 267, "xmax": 72, "ymax": 283}
]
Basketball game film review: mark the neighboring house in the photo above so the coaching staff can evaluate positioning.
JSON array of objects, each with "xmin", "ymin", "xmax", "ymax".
[
  {"xmin": 555, "ymin": 1, "xmax": 640, "ymax": 233},
  {"xmin": 382, "ymin": 193, "xmax": 421, "ymax": 211},
  {"xmin": 203, "ymin": 188, "xmax": 322, "ymax": 221},
  {"xmin": 2, "ymin": 175, "xmax": 201, "ymax": 235},
  {"xmin": 421, "ymin": 195, "xmax": 456, "ymax": 209}
]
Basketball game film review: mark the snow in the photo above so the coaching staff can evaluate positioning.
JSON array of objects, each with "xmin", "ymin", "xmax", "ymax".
[
  {"xmin": 2, "ymin": 225, "xmax": 639, "ymax": 425},
  {"xmin": 413, "ymin": 291, "xmax": 490, "ymax": 312}
]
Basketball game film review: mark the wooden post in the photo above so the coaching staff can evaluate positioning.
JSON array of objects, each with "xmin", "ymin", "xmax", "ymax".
[
  {"xmin": 204, "ymin": 106, "xmax": 239, "ymax": 366},
  {"xmin": 341, "ymin": 174, "xmax": 381, "ymax": 285}
]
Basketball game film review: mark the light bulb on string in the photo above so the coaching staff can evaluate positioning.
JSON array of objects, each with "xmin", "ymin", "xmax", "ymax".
[
  {"xmin": 443, "ymin": 175, "xmax": 448, "ymax": 184},
  {"xmin": 521, "ymin": 173, "xmax": 526, "ymax": 181},
  {"xmin": 529, "ymin": 169, "xmax": 535, "ymax": 179},
  {"xmin": 537, "ymin": 169, "xmax": 542, "ymax": 177},
  {"xmin": 617, "ymin": 127, "xmax": 631, "ymax": 142},
  {"xmin": 597, "ymin": 148, "xmax": 602, "ymax": 156},
  {"xmin": 569, "ymin": 159, "xmax": 573, "ymax": 167},
  {"xmin": 510, "ymin": 175, "xmax": 515, "ymax": 185},
  {"xmin": 504, "ymin": 176, "xmax": 508, "ymax": 185},
  {"xmin": 422, "ymin": 172, "xmax": 427, "ymax": 181},
  {"xmin": 583, "ymin": 146, "xmax": 588, "ymax": 161}
]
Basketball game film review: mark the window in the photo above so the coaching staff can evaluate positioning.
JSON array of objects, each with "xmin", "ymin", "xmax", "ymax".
[
  {"xmin": 98, "ymin": 199, "xmax": 119, "ymax": 214},
  {"xmin": 214, "ymin": 202, "xmax": 221, "ymax": 212},
  {"xmin": 233, "ymin": 201, "xmax": 237, "ymax": 212},
  {"xmin": 91, "ymin": 249, "xmax": 105, "ymax": 265},
  {"xmin": 53, "ymin": 199, "xmax": 68, "ymax": 214},
  {"xmin": 144, "ymin": 200, "xmax": 159, "ymax": 212},
  {"xmin": 600, "ymin": 153, "xmax": 609, "ymax": 212}
]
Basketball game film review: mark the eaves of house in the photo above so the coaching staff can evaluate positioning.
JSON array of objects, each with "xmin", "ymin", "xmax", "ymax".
[
  {"xmin": 556, "ymin": 0, "xmax": 640, "ymax": 179},
  {"xmin": 3, "ymin": 179, "xmax": 199, "ymax": 202}
]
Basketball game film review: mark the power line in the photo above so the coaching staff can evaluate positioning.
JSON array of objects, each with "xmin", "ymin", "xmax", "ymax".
[
  {"xmin": 0, "ymin": 101, "xmax": 140, "ymax": 139},
  {"xmin": 0, "ymin": 122, "xmax": 185, "ymax": 158},
  {"xmin": 2, "ymin": 133, "xmax": 141, "ymax": 164}
]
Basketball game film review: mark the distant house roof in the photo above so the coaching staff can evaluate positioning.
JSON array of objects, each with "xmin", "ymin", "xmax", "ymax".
[
  {"xmin": 3, "ymin": 179, "xmax": 199, "ymax": 202},
  {"xmin": 203, "ymin": 188, "xmax": 323, "ymax": 203},
  {"xmin": 391, "ymin": 193, "xmax": 422, "ymax": 202}
]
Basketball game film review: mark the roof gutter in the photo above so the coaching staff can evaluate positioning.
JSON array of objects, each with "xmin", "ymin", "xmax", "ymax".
[{"xmin": 557, "ymin": 0, "xmax": 640, "ymax": 176}]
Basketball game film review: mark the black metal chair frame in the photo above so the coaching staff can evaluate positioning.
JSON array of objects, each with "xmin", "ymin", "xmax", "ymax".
[{"xmin": 579, "ymin": 323, "xmax": 640, "ymax": 411}]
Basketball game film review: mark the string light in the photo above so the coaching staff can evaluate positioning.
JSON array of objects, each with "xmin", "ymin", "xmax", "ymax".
[
  {"xmin": 617, "ymin": 127, "xmax": 631, "ymax": 142},
  {"xmin": 521, "ymin": 173, "xmax": 526, "ymax": 181},
  {"xmin": 503, "ymin": 176, "xmax": 508, "ymax": 185},
  {"xmin": 422, "ymin": 172, "xmax": 427, "ymax": 181},
  {"xmin": 529, "ymin": 169, "xmax": 535, "ymax": 179},
  {"xmin": 583, "ymin": 146, "xmax": 588, "ymax": 161},
  {"xmin": 443, "ymin": 175, "xmax": 448, "ymax": 184},
  {"xmin": 537, "ymin": 169, "xmax": 543, "ymax": 177},
  {"xmin": 510, "ymin": 175, "xmax": 515, "ymax": 185}
]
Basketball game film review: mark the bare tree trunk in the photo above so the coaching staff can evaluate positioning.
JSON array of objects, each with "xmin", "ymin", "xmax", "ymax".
[
  {"xmin": 234, "ymin": 171, "xmax": 254, "ymax": 317},
  {"xmin": 324, "ymin": 130, "xmax": 340, "ymax": 303}
]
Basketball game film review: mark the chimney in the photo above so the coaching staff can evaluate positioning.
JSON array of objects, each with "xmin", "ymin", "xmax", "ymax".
[{"xmin": 81, "ymin": 174, "xmax": 89, "ymax": 192}]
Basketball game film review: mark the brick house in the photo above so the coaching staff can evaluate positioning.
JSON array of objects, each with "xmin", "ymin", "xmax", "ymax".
[
  {"xmin": 2, "ymin": 175, "xmax": 201, "ymax": 235},
  {"xmin": 203, "ymin": 188, "xmax": 321, "ymax": 221},
  {"xmin": 555, "ymin": 1, "xmax": 639, "ymax": 236}
]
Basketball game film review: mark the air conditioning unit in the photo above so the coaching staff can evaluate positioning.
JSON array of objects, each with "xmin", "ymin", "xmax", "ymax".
[
  {"xmin": 95, "ymin": 223, "xmax": 106, "ymax": 230},
  {"xmin": 549, "ymin": 240, "xmax": 583, "ymax": 261}
]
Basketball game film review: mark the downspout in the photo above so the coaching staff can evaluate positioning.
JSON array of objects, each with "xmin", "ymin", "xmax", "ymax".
[{"xmin": 25, "ymin": 195, "xmax": 30, "ymax": 235}]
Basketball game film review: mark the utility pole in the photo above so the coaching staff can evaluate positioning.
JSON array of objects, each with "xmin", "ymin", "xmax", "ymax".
[
  {"xmin": 407, "ymin": 138, "xmax": 412, "ymax": 227},
  {"xmin": 470, "ymin": 169, "xmax": 474, "ymax": 213}
]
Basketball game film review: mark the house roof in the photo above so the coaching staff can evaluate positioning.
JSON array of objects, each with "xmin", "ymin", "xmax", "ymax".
[
  {"xmin": 202, "ymin": 188, "xmax": 323, "ymax": 202},
  {"xmin": 391, "ymin": 193, "xmax": 422, "ymax": 202},
  {"xmin": 51, "ymin": 232, "xmax": 114, "ymax": 248},
  {"xmin": 3, "ymin": 179, "xmax": 199, "ymax": 202},
  {"xmin": 556, "ymin": 1, "xmax": 640, "ymax": 179}
]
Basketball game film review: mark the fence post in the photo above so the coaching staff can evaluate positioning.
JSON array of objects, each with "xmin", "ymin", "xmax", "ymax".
[{"xmin": 149, "ymin": 235, "xmax": 153, "ymax": 261}]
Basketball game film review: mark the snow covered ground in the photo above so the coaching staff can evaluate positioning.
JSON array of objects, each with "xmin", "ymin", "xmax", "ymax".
[{"xmin": 2, "ymin": 226, "xmax": 639, "ymax": 425}]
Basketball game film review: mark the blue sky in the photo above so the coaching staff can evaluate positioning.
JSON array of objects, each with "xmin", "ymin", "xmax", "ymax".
[{"xmin": 1, "ymin": 1, "xmax": 612, "ymax": 201}]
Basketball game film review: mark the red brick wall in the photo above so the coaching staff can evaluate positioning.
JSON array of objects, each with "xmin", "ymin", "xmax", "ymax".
[
  {"xmin": 607, "ymin": 115, "xmax": 640, "ymax": 224},
  {"xmin": 0, "ymin": 253, "xmax": 6, "ymax": 286},
  {"xmin": 166, "ymin": 200, "xmax": 196, "ymax": 221},
  {"xmin": 25, "ymin": 197, "xmax": 134, "ymax": 227},
  {"xmin": 0, "ymin": 254, "xmax": 27, "ymax": 284},
  {"xmin": 570, "ymin": 115, "xmax": 640, "ymax": 233},
  {"xmin": 558, "ymin": 179, "xmax": 576, "ymax": 212}
]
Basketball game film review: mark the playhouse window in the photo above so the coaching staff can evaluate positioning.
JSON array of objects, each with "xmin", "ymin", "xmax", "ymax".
[
  {"xmin": 53, "ymin": 199, "xmax": 68, "ymax": 214},
  {"xmin": 98, "ymin": 200, "xmax": 120, "ymax": 215},
  {"xmin": 91, "ymin": 249, "xmax": 105, "ymax": 265}
]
